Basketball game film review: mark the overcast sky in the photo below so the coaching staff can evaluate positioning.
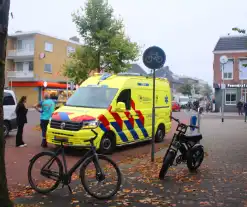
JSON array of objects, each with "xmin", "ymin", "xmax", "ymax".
[{"xmin": 8, "ymin": 0, "xmax": 247, "ymax": 84}]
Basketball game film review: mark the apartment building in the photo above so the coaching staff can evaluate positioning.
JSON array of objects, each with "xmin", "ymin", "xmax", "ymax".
[
  {"xmin": 213, "ymin": 35, "xmax": 247, "ymax": 112},
  {"xmin": 5, "ymin": 31, "xmax": 81, "ymax": 107}
]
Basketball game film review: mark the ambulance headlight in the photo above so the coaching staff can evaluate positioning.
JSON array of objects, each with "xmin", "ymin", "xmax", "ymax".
[{"xmin": 82, "ymin": 120, "xmax": 99, "ymax": 129}]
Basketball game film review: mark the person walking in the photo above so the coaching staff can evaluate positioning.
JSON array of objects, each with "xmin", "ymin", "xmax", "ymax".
[
  {"xmin": 237, "ymin": 99, "xmax": 243, "ymax": 115},
  {"xmin": 34, "ymin": 93, "xmax": 55, "ymax": 148},
  {"xmin": 244, "ymin": 101, "xmax": 247, "ymax": 122},
  {"xmin": 15, "ymin": 96, "xmax": 28, "ymax": 147}
]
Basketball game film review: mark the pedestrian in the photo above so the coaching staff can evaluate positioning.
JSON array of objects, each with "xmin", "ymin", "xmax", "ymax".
[
  {"xmin": 34, "ymin": 93, "xmax": 55, "ymax": 148},
  {"xmin": 237, "ymin": 99, "xmax": 243, "ymax": 115},
  {"xmin": 15, "ymin": 96, "xmax": 28, "ymax": 147},
  {"xmin": 244, "ymin": 101, "xmax": 247, "ymax": 121}
]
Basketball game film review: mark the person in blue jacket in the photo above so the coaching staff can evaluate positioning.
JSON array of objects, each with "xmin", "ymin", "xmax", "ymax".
[{"xmin": 34, "ymin": 93, "xmax": 55, "ymax": 147}]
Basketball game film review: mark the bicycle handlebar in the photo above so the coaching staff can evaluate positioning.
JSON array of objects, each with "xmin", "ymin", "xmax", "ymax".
[
  {"xmin": 91, "ymin": 129, "xmax": 98, "ymax": 139},
  {"xmin": 171, "ymin": 116, "xmax": 199, "ymax": 129},
  {"xmin": 171, "ymin": 116, "xmax": 180, "ymax": 123}
]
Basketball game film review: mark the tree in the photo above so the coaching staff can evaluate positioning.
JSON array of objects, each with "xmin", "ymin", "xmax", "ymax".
[
  {"xmin": 0, "ymin": 0, "xmax": 13, "ymax": 206},
  {"xmin": 200, "ymin": 84, "xmax": 213, "ymax": 97},
  {"xmin": 178, "ymin": 83, "xmax": 192, "ymax": 96},
  {"xmin": 64, "ymin": 0, "xmax": 140, "ymax": 82}
]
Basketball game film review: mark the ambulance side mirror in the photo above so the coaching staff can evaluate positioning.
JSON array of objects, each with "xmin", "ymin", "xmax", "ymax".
[{"xmin": 115, "ymin": 102, "xmax": 126, "ymax": 112}]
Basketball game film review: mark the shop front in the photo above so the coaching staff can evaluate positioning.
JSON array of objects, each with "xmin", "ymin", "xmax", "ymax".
[
  {"xmin": 9, "ymin": 81, "xmax": 77, "ymax": 108},
  {"xmin": 214, "ymin": 83, "xmax": 246, "ymax": 112}
]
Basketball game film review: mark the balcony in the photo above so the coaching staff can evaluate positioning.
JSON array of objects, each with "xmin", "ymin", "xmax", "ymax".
[
  {"xmin": 7, "ymin": 49, "xmax": 34, "ymax": 59},
  {"xmin": 7, "ymin": 71, "xmax": 34, "ymax": 78}
]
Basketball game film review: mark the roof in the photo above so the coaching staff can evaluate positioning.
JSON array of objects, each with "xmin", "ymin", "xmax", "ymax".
[
  {"xmin": 214, "ymin": 35, "xmax": 247, "ymax": 51},
  {"xmin": 152, "ymin": 66, "xmax": 184, "ymax": 84},
  {"xmin": 8, "ymin": 31, "xmax": 82, "ymax": 46},
  {"xmin": 127, "ymin": 64, "xmax": 148, "ymax": 75}
]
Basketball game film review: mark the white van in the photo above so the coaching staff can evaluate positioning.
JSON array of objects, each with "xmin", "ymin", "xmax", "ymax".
[
  {"xmin": 3, "ymin": 89, "xmax": 17, "ymax": 137},
  {"xmin": 178, "ymin": 95, "xmax": 190, "ymax": 108}
]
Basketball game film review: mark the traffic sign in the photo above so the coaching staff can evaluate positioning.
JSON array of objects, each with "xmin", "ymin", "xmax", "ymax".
[{"xmin": 143, "ymin": 46, "xmax": 166, "ymax": 70}]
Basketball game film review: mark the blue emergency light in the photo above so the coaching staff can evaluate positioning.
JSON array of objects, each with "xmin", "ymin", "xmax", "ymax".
[{"xmin": 190, "ymin": 115, "xmax": 197, "ymax": 131}]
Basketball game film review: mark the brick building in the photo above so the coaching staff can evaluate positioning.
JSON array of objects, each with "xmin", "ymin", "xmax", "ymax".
[{"xmin": 213, "ymin": 35, "xmax": 247, "ymax": 112}]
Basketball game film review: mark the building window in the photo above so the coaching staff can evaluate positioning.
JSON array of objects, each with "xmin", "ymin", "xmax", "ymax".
[
  {"xmin": 15, "ymin": 62, "xmax": 23, "ymax": 71},
  {"xmin": 29, "ymin": 62, "xmax": 33, "ymax": 71},
  {"xmin": 225, "ymin": 89, "xmax": 237, "ymax": 105},
  {"xmin": 45, "ymin": 42, "xmax": 53, "ymax": 52},
  {"xmin": 239, "ymin": 59, "xmax": 247, "ymax": 80},
  {"xmin": 222, "ymin": 59, "xmax": 233, "ymax": 80},
  {"xmin": 67, "ymin": 46, "xmax": 75, "ymax": 56},
  {"xmin": 44, "ymin": 64, "xmax": 52, "ymax": 73}
]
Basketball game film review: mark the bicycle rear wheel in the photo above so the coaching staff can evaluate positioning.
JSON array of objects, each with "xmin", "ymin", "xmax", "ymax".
[
  {"xmin": 80, "ymin": 154, "xmax": 122, "ymax": 200},
  {"xmin": 28, "ymin": 151, "xmax": 63, "ymax": 194}
]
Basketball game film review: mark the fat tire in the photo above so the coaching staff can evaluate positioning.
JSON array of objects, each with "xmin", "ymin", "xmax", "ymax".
[
  {"xmin": 28, "ymin": 151, "xmax": 63, "ymax": 194},
  {"xmin": 80, "ymin": 154, "xmax": 122, "ymax": 200},
  {"xmin": 159, "ymin": 151, "xmax": 176, "ymax": 179},
  {"xmin": 187, "ymin": 146, "xmax": 204, "ymax": 172}
]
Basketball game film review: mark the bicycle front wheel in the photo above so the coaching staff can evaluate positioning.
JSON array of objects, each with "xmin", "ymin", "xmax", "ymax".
[
  {"xmin": 80, "ymin": 154, "xmax": 122, "ymax": 200},
  {"xmin": 28, "ymin": 151, "xmax": 63, "ymax": 194}
]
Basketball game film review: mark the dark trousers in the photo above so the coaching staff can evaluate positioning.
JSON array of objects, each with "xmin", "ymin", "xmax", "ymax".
[
  {"xmin": 16, "ymin": 124, "xmax": 25, "ymax": 146},
  {"xmin": 238, "ymin": 108, "xmax": 243, "ymax": 115},
  {"xmin": 40, "ymin": 120, "xmax": 49, "ymax": 139}
]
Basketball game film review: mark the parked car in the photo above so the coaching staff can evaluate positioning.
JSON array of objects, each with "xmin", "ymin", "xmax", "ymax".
[
  {"xmin": 3, "ymin": 89, "xmax": 18, "ymax": 137},
  {"xmin": 172, "ymin": 101, "xmax": 181, "ymax": 112},
  {"xmin": 178, "ymin": 96, "xmax": 189, "ymax": 109}
]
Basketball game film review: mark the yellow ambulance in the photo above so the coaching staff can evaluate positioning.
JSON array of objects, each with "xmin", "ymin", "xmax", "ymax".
[{"xmin": 46, "ymin": 73, "xmax": 172, "ymax": 154}]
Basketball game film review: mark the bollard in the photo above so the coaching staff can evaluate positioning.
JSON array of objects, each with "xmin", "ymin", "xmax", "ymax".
[{"xmin": 190, "ymin": 115, "xmax": 197, "ymax": 134}]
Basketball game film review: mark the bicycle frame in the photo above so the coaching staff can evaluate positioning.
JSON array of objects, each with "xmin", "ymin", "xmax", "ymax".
[{"xmin": 41, "ymin": 143, "xmax": 99, "ymax": 183}]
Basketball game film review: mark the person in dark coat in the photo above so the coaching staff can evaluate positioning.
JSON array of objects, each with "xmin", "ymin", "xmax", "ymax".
[
  {"xmin": 237, "ymin": 99, "xmax": 243, "ymax": 115},
  {"xmin": 15, "ymin": 96, "xmax": 28, "ymax": 147}
]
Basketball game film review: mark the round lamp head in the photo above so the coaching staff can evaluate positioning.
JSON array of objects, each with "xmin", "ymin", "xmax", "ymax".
[{"xmin": 220, "ymin": 55, "xmax": 228, "ymax": 64}]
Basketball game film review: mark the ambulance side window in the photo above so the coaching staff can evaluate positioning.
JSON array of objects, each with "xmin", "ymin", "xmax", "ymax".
[{"xmin": 117, "ymin": 89, "xmax": 131, "ymax": 110}]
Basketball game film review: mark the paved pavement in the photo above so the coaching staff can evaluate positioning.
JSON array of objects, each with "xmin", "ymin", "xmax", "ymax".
[{"xmin": 12, "ymin": 117, "xmax": 247, "ymax": 206}]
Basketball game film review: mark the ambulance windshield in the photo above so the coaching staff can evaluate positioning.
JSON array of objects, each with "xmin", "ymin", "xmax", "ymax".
[{"xmin": 66, "ymin": 86, "xmax": 118, "ymax": 108}]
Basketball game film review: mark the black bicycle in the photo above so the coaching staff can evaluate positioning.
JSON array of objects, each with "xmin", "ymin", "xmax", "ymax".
[
  {"xmin": 159, "ymin": 116, "xmax": 204, "ymax": 179},
  {"xmin": 28, "ymin": 129, "xmax": 122, "ymax": 200}
]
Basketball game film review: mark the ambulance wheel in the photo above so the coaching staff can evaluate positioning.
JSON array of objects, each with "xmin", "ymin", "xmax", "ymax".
[
  {"xmin": 99, "ymin": 132, "xmax": 116, "ymax": 154},
  {"xmin": 155, "ymin": 124, "xmax": 165, "ymax": 143}
]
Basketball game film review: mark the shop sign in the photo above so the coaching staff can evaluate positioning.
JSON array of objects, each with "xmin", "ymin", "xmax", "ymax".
[{"xmin": 226, "ymin": 83, "xmax": 247, "ymax": 88}]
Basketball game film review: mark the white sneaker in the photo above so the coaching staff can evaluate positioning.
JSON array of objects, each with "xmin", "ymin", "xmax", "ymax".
[
  {"xmin": 23, "ymin": 143, "xmax": 27, "ymax": 147},
  {"xmin": 18, "ymin": 145, "xmax": 25, "ymax": 148}
]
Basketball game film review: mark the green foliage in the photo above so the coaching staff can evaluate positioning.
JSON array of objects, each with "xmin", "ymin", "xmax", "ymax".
[
  {"xmin": 64, "ymin": 0, "xmax": 140, "ymax": 82},
  {"xmin": 232, "ymin": 27, "xmax": 246, "ymax": 34},
  {"xmin": 178, "ymin": 84, "xmax": 192, "ymax": 96},
  {"xmin": 200, "ymin": 84, "xmax": 213, "ymax": 97}
]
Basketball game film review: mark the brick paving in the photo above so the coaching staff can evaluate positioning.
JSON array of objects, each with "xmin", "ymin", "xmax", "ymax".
[{"xmin": 13, "ymin": 118, "xmax": 247, "ymax": 207}]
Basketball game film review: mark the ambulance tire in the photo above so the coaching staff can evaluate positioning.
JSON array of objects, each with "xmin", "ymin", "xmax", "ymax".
[
  {"xmin": 155, "ymin": 124, "xmax": 165, "ymax": 143},
  {"xmin": 99, "ymin": 132, "xmax": 116, "ymax": 154}
]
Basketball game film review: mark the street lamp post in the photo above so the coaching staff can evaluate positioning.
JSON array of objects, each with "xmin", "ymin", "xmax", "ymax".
[
  {"xmin": 239, "ymin": 69, "xmax": 244, "ymax": 101},
  {"xmin": 220, "ymin": 56, "xmax": 228, "ymax": 123}
]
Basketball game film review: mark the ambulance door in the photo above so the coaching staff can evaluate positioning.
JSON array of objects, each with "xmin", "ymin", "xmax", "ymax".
[{"xmin": 115, "ymin": 89, "xmax": 136, "ymax": 143}]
